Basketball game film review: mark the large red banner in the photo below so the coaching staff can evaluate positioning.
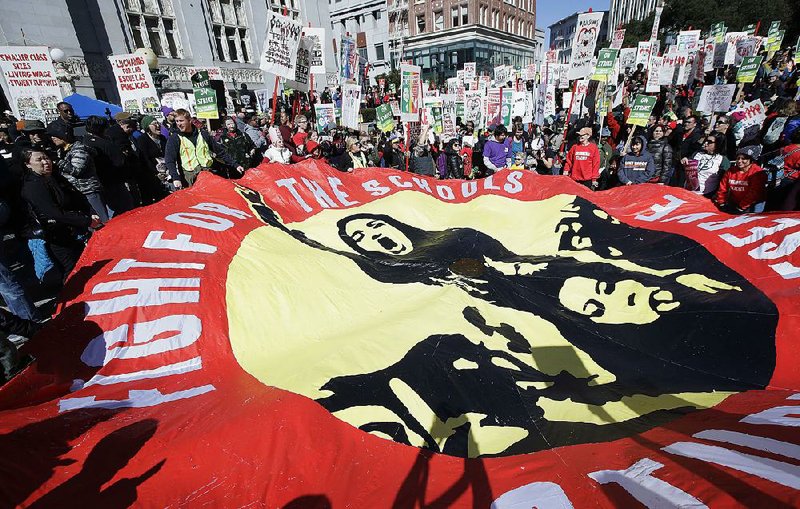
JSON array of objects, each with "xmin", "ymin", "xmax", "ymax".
[{"xmin": 1, "ymin": 160, "xmax": 799, "ymax": 507}]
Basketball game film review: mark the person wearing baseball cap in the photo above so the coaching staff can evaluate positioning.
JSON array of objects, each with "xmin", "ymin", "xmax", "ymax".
[
  {"xmin": 563, "ymin": 127, "xmax": 600, "ymax": 190},
  {"xmin": 715, "ymin": 145, "xmax": 767, "ymax": 214}
]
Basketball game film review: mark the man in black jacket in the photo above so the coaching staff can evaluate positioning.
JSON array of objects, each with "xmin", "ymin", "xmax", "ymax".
[
  {"xmin": 164, "ymin": 109, "xmax": 242, "ymax": 189},
  {"xmin": 669, "ymin": 115, "xmax": 703, "ymax": 187}
]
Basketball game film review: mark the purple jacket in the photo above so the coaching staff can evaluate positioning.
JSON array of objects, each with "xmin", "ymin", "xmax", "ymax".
[{"xmin": 437, "ymin": 152, "xmax": 447, "ymax": 179}]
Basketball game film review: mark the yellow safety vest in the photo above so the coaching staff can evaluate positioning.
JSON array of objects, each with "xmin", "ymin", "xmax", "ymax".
[{"xmin": 178, "ymin": 131, "xmax": 213, "ymax": 170}]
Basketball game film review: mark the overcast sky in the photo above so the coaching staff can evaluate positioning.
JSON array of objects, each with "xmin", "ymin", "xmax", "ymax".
[{"xmin": 538, "ymin": 0, "xmax": 610, "ymax": 46}]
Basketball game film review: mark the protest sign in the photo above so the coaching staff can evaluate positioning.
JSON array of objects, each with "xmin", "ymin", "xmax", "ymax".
[
  {"xmin": 260, "ymin": 11, "xmax": 303, "ymax": 78},
  {"xmin": 795, "ymin": 36, "xmax": 800, "ymax": 63},
  {"xmin": 635, "ymin": 41, "xmax": 652, "ymax": 69},
  {"xmin": 703, "ymin": 40, "xmax": 716, "ymax": 72},
  {"xmin": 447, "ymin": 77, "xmax": 459, "ymax": 95},
  {"xmin": 592, "ymin": 49, "xmax": 618, "ymax": 80},
  {"xmin": 464, "ymin": 62, "xmax": 476, "ymax": 80},
  {"xmin": 562, "ymin": 92, "xmax": 573, "ymax": 111},
  {"xmin": 109, "ymin": 54, "xmax": 161, "ymax": 117},
  {"xmin": 731, "ymin": 99, "xmax": 766, "ymax": 141},
  {"xmin": 619, "ymin": 48, "xmax": 637, "ymax": 72},
  {"xmin": 646, "ymin": 56, "xmax": 663, "ymax": 93},
  {"xmin": 494, "ymin": 65, "xmax": 509, "ymax": 84},
  {"xmin": 696, "ymin": 84, "xmax": 736, "ymax": 113},
  {"xmin": 659, "ymin": 53, "xmax": 677, "ymax": 86},
  {"xmin": 568, "ymin": 11, "xmax": 605, "ymax": 80},
  {"xmin": 737, "ymin": 55, "xmax": 762, "ymax": 83},
  {"xmin": 479, "ymin": 75, "xmax": 490, "ymax": 92},
  {"xmin": 160, "ymin": 92, "xmax": 191, "ymax": 115},
  {"xmin": 710, "ymin": 22, "xmax": 727, "ymax": 44},
  {"xmin": 723, "ymin": 32, "xmax": 747, "ymax": 65},
  {"xmin": 340, "ymin": 83, "xmax": 361, "ymax": 130},
  {"xmin": 500, "ymin": 89, "xmax": 514, "ymax": 128},
  {"xmin": 253, "ymin": 89, "xmax": 270, "ymax": 113},
  {"xmin": 525, "ymin": 64, "xmax": 537, "ymax": 81},
  {"xmin": 627, "ymin": 95, "xmax": 657, "ymax": 126},
  {"xmin": 339, "ymin": 35, "xmax": 358, "ymax": 84},
  {"xmin": 399, "ymin": 63, "xmax": 421, "ymax": 122},
  {"xmin": 389, "ymin": 100, "xmax": 400, "ymax": 117},
  {"xmin": 441, "ymin": 94, "xmax": 457, "ymax": 139},
  {"xmin": 511, "ymin": 91, "xmax": 527, "ymax": 121},
  {"xmin": 650, "ymin": 6, "xmax": 663, "ymax": 40},
  {"xmin": 314, "ymin": 103, "xmax": 336, "ymax": 133},
  {"xmin": 486, "ymin": 88, "xmax": 502, "ymax": 127},
  {"xmin": 0, "ymin": 46, "xmax": 62, "ymax": 122},
  {"xmin": 735, "ymin": 37, "xmax": 758, "ymax": 66},
  {"xmin": 301, "ymin": 27, "xmax": 326, "ymax": 75},
  {"xmin": 464, "ymin": 90, "xmax": 484, "ymax": 127},
  {"xmin": 543, "ymin": 84, "xmax": 556, "ymax": 118},
  {"xmin": 767, "ymin": 30, "xmax": 784, "ymax": 53},
  {"xmin": 610, "ymin": 29, "xmax": 626, "ymax": 50},
  {"xmin": 326, "ymin": 72, "xmax": 338, "ymax": 87},
  {"xmin": 742, "ymin": 23, "xmax": 756, "ymax": 36},
  {"xmin": 376, "ymin": 104, "xmax": 395, "ymax": 133},
  {"xmin": 674, "ymin": 51, "xmax": 692, "ymax": 86},
  {"xmin": 713, "ymin": 42, "xmax": 727, "ymax": 69},
  {"xmin": 677, "ymin": 30, "xmax": 701, "ymax": 52},
  {"xmin": 557, "ymin": 64, "xmax": 570, "ymax": 89},
  {"xmin": 423, "ymin": 96, "xmax": 444, "ymax": 134},
  {"xmin": 191, "ymin": 71, "xmax": 219, "ymax": 120},
  {"xmin": 523, "ymin": 91, "xmax": 534, "ymax": 124},
  {"xmin": 286, "ymin": 37, "xmax": 311, "ymax": 92},
  {"xmin": 768, "ymin": 21, "xmax": 781, "ymax": 38}
]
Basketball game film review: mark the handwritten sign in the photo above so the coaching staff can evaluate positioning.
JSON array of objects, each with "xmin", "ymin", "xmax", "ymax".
[
  {"xmin": 0, "ymin": 46, "xmax": 62, "ymax": 122},
  {"xmin": 260, "ymin": 11, "xmax": 303, "ymax": 78},
  {"xmin": 302, "ymin": 27, "xmax": 326, "ymax": 75},
  {"xmin": 109, "ymin": 53, "xmax": 161, "ymax": 118},
  {"xmin": 568, "ymin": 11, "xmax": 606, "ymax": 80},
  {"xmin": 696, "ymin": 84, "xmax": 736, "ymax": 113},
  {"xmin": 340, "ymin": 83, "xmax": 361, "ymax": 130}
]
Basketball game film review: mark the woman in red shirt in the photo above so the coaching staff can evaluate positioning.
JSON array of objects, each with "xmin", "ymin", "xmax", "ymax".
[{"xmin": 715, "ymin": 145, "xmax": 767, "ymax": 214}]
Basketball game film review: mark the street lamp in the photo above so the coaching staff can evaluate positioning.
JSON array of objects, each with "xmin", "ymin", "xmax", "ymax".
[
  {"xmin": 50, "ymin": 47, "xmax": 77, "ymax": 96},
  {"xmin": 135, "ymin": 47, "xmax": 168, "ymax": 92}
]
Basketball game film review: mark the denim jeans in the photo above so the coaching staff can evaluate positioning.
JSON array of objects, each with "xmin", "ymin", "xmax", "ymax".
[
  {"xmin": 85, "ymin": 191, "xmax": 109, "ymax": 223},
  {"xmin": 0, "ymin": 261, "xmax": 36, "ymax": 320}
]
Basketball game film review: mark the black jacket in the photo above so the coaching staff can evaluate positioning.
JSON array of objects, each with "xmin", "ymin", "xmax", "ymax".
[
  {"xmin": 20, "ymin": 171, "xmax": 91, "ymax": 241},
  {"xmin": 647, "ymin": 138, "xmax": 674, "ymax": 184}
]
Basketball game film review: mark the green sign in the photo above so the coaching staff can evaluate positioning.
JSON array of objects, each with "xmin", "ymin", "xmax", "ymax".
[
  {"xmin": 742, "ymin": 24, "xmax": 756, "ymax": 36},
  {"xmin": 191, "ymin": 71, "xmax": 219, "ymax": 120},
  {"xmin": 768, "ymin": 21, "xmax": 781, "ymax": 38},
  {"xmin": 627, "ymin": 95, "xmax": 658, "ymax": 126},
  {"xmin": 795, "ymin": 36, "xmax": 800, "ymax": 64},
  {"xmin": 768, "ymin": 30, "xmax": 785, "ymax": 53},
  {"xmin": 710, "ymin": 22, "xmax": 727, "ymax": 44},
  {"xmin": 375, "ymin": 104, "xmax": 395, "ymax": 133},
  {"xmin": 737, "ymin": 55, "xmax": 763, "ymax": 83},
  {"xmin": 592, "ymin": 49, "xmax": 619, "ymax": 80}
]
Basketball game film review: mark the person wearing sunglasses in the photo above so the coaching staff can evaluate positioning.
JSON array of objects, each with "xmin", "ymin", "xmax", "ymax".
[{"xmin": 692, "ymin": 133, "xmax": 730, "ymax": 196}]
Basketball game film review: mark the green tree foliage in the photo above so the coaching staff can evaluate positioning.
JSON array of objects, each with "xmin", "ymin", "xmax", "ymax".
[{"xmin": 660, "ymin": 0, "xmax": 798, "ymax": 42}]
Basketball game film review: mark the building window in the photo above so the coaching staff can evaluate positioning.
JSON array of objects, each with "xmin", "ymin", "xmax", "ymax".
[
  {"xmin": 451, "ymin": 7, "xmax": 459, "ymax": 27},
  {"xmin": 374, "ymin": 10, "xmax": 381, "ymax": 21},
  {"xmin": 417, "ymin": 14, "xmax": 425, "ymax": 33},
  {"xmin": 479, "ymin": 5, "xmax": 487, "ymax": 25},
  {"xmin": 433, "ymin": 11, "xmax": 443, "ymax": 31},
  {"xmin": 461, "ymin": 5, "xmax": 468, "ymax": 25},
  {"xmin": 209, "ymin": 0, "xmax": 250, "ymax": 63},
  {"xmin": 267, "ymin": 0, "xmax": 300, "ymax": 21},
  {"xmin": 125, "ymin": 0, "xmax": 183, "ymax": 59},
  {"xmin": 492, "ymin": 10, "xmax": 499, "ymax": 29},
  {"xmin": 375, "ymin": 43, "xmax": 384, "ymax": 61}
]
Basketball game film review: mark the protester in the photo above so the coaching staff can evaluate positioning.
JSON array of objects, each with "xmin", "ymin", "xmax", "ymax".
[
  {"xmin": 338, "ymin": 137, "xmax": 368, "ymax": 172},
  {"xmin": 263, "ymin": 127, "xmax": 292, "ymax": 164},
  {"xmin": 164, "ymin": 109, "xmax": 243, "ymax": 188},
  {"xmin": 563, "ymin": 127, "xmax": 600, "ymax": 189},
  {"xmin": 220, "ymin": 117, "xmax": 258, "ymax": 169},
  {"xmin": 20, "ymin": 149, "xmax": 100, "ymax": 279},
  {"xmin": 134, "ymin": 115, "xmax": 169, "ymax": 201},
  {"xmin": 46, "ymin": 121, "xmax": 108, "ymax": 223},
  {"xmin": 618, "ymin": 136, "xmax": 656, "ymax": 186},
  {"xmin": 647, "ymin": 125, "xmax": 673, "ymax": 184},
  {"xmin": 691, "ymin": 133, "xmax": 730, "ymax": 196},
  {"xmin": 482, "ymin": 125, "xmax": 511, "ymax": 175},
  {"xmin": 715, "ymin": 145, "xmax": 767, "ymax": 214}
]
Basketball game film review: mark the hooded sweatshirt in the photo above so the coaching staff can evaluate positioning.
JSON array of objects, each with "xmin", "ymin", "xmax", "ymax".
[{"xmin": 618, "ymin": 136, "xmax": 656, "ymax": 184}]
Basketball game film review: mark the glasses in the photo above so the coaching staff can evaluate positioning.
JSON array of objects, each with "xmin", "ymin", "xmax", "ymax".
[{"xmin": 703, "ymin": 140, "xmax": 716, "ymax": 145}]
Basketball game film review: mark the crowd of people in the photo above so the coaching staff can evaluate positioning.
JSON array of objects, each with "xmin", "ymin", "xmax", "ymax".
[{"xmin": 0, "ymin": 39, "xmax": 799, "ymax": 383}]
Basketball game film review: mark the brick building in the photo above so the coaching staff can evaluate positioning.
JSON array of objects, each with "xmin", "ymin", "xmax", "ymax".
[{"xmin": 392, "ymin": 0, "xmax": 540, "ymax": 85}]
